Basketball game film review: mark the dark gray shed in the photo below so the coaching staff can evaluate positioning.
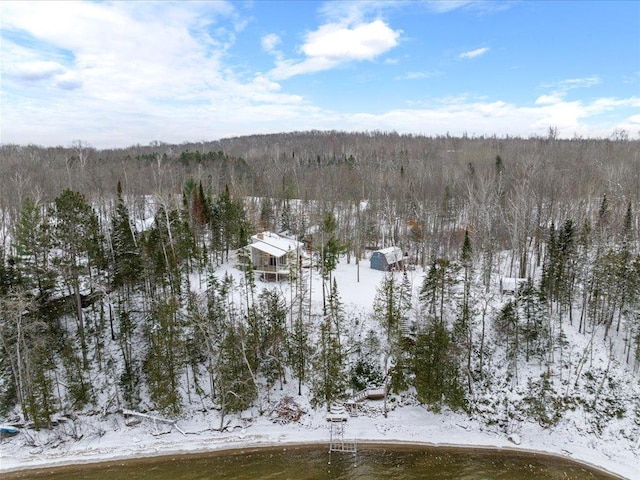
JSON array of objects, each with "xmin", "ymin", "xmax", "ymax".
[{"xmin": 370, "ymin": 246, "xmax": 404, "ymax": 271}]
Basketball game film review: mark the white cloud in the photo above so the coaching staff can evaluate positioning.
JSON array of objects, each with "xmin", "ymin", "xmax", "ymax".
[
  {"xmin": 0, "ymin": 1, "xmax": 319, "ymax": 146},
  {"xmin": 1, "ymin": 1, "xmax": 228, "ymax": 100},
  {"xmin": 532, "ymin": 76, "xmax": 604, "ymax": 110},
  {"xmin": 53, "ymin": 70, "xmax": 83, "ymax": 90},
  {"xmin": 6, "ymin": 60, "xmax": 65, "ymax": 81},
  {"xmin": 333, "ymin": 94, "xmax": 640, "ymax": 141},
  {"xmin": 319, "ymin": 0, "xmax": 509, "ymax": 20},
  {"xmin": 302, "ymin": 20, "xmax": 400, "ymax": 60},
  {"xmin": 269, "ymin": 20, "xmax": 401, "ymax": 80},
  {"xmin": 395, "ymin": 71, "xmax": 441, "ymax": 80},
  {"xmin": 585, "ymin": 97, "xmax": 640, "ymax": 114},
  {"xmin": 318, "ymin": 1, "xmax": 397, "ymax": 24},
  {"xmin": 540, "ymin": 76, "xmax": 601, "ymax": 99},
  {"xmin": 459, "ymin": 47, "xmax": 489, "ymax": 59},
  {"xmin": 535, "ymin": 94, "xmax": 563, "ymax": 105},
  {"xmin": 423, "ymin": 0, "xmax": 512, "ymax": 15},
  {"xmin": 261, "ymin": 33, "xmax": 281, "ymax": 54},
  {"xmin": 554, "ymin": 76, "xmax": 601, "ymax": 90},
  {"xmin": 616, "ymin": 113, "xmax": 640, "ymax": 134},
  {"xmin": 423, "ymin": 1, "xmax": 476, "ymax": 13},
  {"xmin": 530, "ymin": 100, "xmax": 584, "ymax": 132}
]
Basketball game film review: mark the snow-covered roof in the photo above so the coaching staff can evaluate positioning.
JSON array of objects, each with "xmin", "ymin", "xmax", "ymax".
[
  {"xmin": 325, "ymin": 413, "xmax": 349, "ymax": 422},
  {"xmin": 501, "ymin": 277, "xmax": 526, "ymax": 286},
  {"xmin": 374, "ymin": 246, "xmax": 403, "ymax": 264},
  {"xmin": 250, "ymin": 232, "xmax": 303, "ymax": 258},
  {"xmin": 500, "ymin": 277, "xmax": 527, "ymax": 292}
]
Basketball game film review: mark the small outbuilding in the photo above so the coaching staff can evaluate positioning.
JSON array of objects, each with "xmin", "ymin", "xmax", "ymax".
[
  {"xmin": 500, "ymin": 277, "xmax": 527, "ymax": 295},
  {"xmin": 370, "ymin": 246, "xmax": 404, "ymax": 271}
]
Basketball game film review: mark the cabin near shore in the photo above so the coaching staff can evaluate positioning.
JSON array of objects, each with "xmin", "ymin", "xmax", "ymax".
[
  {"xmin": 247, "ymin": 231, "xmax": 304, "ymax": 281},
  {"xmin": 370, "ymin": 246, "xmax": 404, "ymax": 271}
]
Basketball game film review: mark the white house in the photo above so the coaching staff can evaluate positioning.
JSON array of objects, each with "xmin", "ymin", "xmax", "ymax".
[{"xmin": 248, "ymin": 232, "xmax": 304, "ymax": 281}]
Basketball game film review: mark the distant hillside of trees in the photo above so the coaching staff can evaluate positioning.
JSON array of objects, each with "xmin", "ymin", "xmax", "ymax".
[{"xmin": 2, "ymin": 131, "xmax": 638, "ymax": 269}]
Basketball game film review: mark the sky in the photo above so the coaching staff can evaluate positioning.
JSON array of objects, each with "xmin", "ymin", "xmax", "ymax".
[{"xmin": 0, "ymin": 0, "xmax": 639, "ymax": 148}]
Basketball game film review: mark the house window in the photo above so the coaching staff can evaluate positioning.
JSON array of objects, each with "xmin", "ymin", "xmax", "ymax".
[{"xmin": 269, "ymin": 256, "xmax": 277, "ymax": 266}]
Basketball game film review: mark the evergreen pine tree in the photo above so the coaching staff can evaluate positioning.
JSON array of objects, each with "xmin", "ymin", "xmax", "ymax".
[
  {"xmin": 13, "ymin": 196, "xmax": 54, "ymax": 296},
  {"xmin": 259, "ymin": 197, "xmax": 273, "ymax": 231},
  {"xmin": 616, "ymin": 202, "xmax": 636, "ymax": 335},
  {"xmin": 217, "ymin": 185, "xmax": 251, "ymax": 262},
  {"xmin": 350, "ymin": 329, "xmax": 383, "ymax": 392},
  {"xmin": 288, "ymin": 268, "xmax": 311, "ymax": 396},
  {"xmin": 280, "ymin": 198, "xmax": 296, "ymax": 234},
  {"xmin": 413, "ymin": 320, "xmax": 465, "ymax": 411},
  {"xmin": 115, "ymin": 298, "xmax": 141, "ymax": 408},
  {"xmin": 373, "ymin": 273, "xmax": 412, "ymax": 394},
  {"xmin": 311, "ymin": 280, "xmax": 347, "ymax": 408},
  {"xmin": 110, "ymin": 181, "xmax": 142, "ymax": 292},
  {"xmin": 495, "ymin": 300, "xmax": 519, "ymax": 364},
  {"xmin": 142, "ymin": 204, "xmax": 180, "ymax": 293},
  {"xmin": 540, "ymin": 221, "xmax": 558, "ymax": 305},
  {"xmin": 517, "ymin": 279, "xmax": 548, "ymax": 362},
  {"xmin": 556, "ymin": 219, "xmax": 577, "ymax": 320},
  {"xmin": 144, "ymin": 297, "xmax": 184, "ymax": 415},
  {"xmin": 216, "ymin": 322, "xmax": 257, "ymax": 426},
  {"xmin": 0, "ymin": 289, "xmax": 55, "ymax": 426},
  {"xmin": 251, "ymin": 288, "xmax": 287, "ymax": 391},
  {"xmin": 52, "ymin": 189, "xmax": 105, "ymax": 371},
  {"xmin": 419, "ymin": 258, "xmax": 457, "ymax": 325},
  {"xmin": 454, "ymin": 228, "xmax": 474, "ymax": 393},
  {"xmin": 311, "ymin": 318, "xmax": 347, "ymax": 409},
  {"xmin": 374, "ymin": 273, "xmax": 400, "ymax": 344}
]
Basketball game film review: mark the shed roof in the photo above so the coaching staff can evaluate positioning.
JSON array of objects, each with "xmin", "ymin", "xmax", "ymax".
[
  {"xmin": 501, "ymin": 277, "xmax": 527, "ymax": 292},
  {"xmin": 374, "ymin": 246, "xmax": 403, "ymax": 264}
]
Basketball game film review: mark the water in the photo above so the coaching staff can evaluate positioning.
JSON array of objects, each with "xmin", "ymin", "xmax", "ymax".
[{"xmin": 3, "ymin": 445, "xmax": 622, "ymax": 480}]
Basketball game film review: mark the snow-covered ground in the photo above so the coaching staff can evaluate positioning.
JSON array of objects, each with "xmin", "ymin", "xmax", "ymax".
[
  {"xmin": 1, "ymin": 399, "xmax": 636, "ymax": 478},
  {"xmin": 1, "ymin": 256, "xmax": 638, "ymax": 479}
]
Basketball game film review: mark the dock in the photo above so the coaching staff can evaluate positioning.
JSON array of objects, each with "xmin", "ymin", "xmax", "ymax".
[{"xmin": 326, "ymin": 405, "xmax": 357, "ymax": 453}]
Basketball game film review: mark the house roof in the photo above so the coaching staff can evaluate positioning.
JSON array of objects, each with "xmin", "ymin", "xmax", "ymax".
[{"xmin": 250, "ymin": 232, "xmax": 303, "ymax": 258}]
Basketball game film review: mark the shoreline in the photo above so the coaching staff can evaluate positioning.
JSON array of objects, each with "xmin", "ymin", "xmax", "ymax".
[
  {"xmin": 0, "ymin": 440, "xmax": 629, "ymax": 480},
  {"xmin": 1, "ymin": 415, "xmax": 636, "ymax": 480}
]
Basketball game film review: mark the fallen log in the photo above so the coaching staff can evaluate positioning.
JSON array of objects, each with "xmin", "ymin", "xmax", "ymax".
[{"xmin": 122, "ymin": 409, "xmax": 185, "ymax": 436}]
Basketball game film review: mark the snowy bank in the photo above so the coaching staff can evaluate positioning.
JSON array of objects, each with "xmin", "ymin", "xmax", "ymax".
[{"xmin": 1, "ymin": 404, "xmax": 637, "ymax": 479}]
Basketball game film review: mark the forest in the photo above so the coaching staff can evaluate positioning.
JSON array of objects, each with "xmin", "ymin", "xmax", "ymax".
[{"xmin": 0, "ymin": 131, "xmax": 638, "ymax": 438}]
